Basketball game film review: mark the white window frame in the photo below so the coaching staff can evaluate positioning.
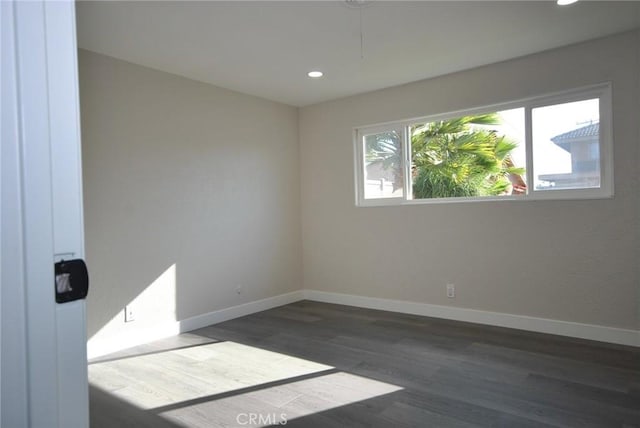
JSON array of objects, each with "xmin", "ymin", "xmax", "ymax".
[{"xmin": 354, "ymin": 83, "xmax": 613, "ymax": 207}]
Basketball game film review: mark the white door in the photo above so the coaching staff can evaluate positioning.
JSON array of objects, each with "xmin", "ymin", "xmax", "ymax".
[{"xmin": 1, "ymin": 1, "xmax": 89, "ymax": 427}]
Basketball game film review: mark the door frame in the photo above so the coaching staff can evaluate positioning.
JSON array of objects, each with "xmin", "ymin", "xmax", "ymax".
[{"xmin": 1, "ymin": 1, "xmax": 88, "ymax": 426}]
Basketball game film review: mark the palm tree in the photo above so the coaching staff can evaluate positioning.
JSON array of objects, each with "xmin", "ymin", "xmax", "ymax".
[
  {"xmin": 366, "ymin": 114, "xmax": 525, "ymax": 199},
  {"xmin": 364, "ymin": 130, "xmax": 404, "ymax": 192},
  {"xmin": 411, "ymin": 113, "xmax": 524, "ymax": 199}
]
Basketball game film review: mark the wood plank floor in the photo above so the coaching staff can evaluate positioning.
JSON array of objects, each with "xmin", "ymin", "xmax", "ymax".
[{"xmin": 89, "ymin": 301, "xmax": 640, "ymax": 428}]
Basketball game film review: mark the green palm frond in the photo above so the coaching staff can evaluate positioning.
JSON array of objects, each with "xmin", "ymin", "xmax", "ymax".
[{"xmin": 411, "ymin": 113, "xmax": 524, "ymax": 199}]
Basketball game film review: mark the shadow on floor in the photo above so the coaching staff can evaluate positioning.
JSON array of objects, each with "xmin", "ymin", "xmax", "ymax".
[{"xmin": 90, "ymin": 385, "xmax": 187, "ymax": 428}]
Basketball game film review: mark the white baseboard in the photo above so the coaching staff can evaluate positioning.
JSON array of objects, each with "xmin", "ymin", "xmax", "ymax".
[
  {"xmin": 88, "ymin": 288, "xmax": 638, "ymax": 359},
  {"xmin": 88, "ymin": 290, "xmax": 304, "ymax": 359},
  {"xmin": 302, "ymin": 290, "xmax": 639, "ymax": 347},
  {"xmin": 178, "ymin": 290, "xmax": 305, "ymax": 333}
]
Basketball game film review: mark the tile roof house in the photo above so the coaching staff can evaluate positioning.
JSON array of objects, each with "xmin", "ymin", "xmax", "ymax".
[{"xmin": 537, "ymin": 122, "xmax": 600, "ymax": 189}]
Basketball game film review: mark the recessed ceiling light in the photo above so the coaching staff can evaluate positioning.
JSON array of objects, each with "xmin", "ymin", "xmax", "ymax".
[
  {"xmin": 557, "ymin": 0, "xmax": 579, "ymax": 5},
  {"xmin": 307, "ymin": 71, "xmax": 324, "ymax": 78}
]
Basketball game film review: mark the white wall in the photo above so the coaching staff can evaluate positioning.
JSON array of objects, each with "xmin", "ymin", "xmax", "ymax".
[
  {"xmin": 80, "ymin": 50, "xmax": 301, "ymax": 350},
  {"xmin": 299, "ymin": 30, "xmax": 640, "ymax": 331},
  {"xmin": 81, "ymin": 30, "xmax": 639, "ymax": 353}
]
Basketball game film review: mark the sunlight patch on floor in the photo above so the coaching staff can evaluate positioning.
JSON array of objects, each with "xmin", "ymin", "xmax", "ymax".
[
  {"xmin": 89, "ymin": 341, "xmax": 333, "ymax": 409},
  {"xmin": 157, "ymin": 371, "xmax": 403, "ymax": 427},
  {"xmin": 89, "ymin": 341, "xmax": 403, "ymax": 427}
]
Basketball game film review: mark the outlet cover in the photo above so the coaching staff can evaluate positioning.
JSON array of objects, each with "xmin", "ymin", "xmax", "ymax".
[
  {"xmin": 124, "ymin": 305, "xmax": 135, "ymax": 322},
  {"xmin": 446, "ymin": 284, "xmax": 455, "ymax": 298}
]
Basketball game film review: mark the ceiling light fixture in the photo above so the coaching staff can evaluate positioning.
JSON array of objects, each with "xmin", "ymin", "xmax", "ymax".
[
  {"xmin": 557, "ymin": 0, "xmax": 579, "ymax": 5},
  {"xmin": 344, "ymin": 0, "xmax": 371, "ymax": 9},
  {"xmin": 344, "ymin": 0, "xmax": 372, "ymax": 60},
  {"xmin": 307, "ymin": 71, "xmax": 324, "ymax": 78}
]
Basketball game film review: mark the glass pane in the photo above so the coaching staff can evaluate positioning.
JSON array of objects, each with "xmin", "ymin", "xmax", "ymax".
[
  {"xmin": 532, "ymin": 99, "xmax": 600, "ymax": 190},
  {"xmin": 363, "ymin": 129, "xmax": 404, "ymax": 199},
  {"xmin": 410, "ymin": 108, "xmax": 526, "ymax": 199}
]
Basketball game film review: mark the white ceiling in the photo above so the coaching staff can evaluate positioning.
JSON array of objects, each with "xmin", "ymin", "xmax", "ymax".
[{"xmin": 76, "ymin": 1, "xmax": 640, "ymax": 107}]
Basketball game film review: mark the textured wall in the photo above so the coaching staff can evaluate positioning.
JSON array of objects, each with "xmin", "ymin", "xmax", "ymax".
[
  {"xmin": 80, "ymin": 50, "xmax": 301, "ymax": 342},
  {"xmin": 299, "ymin": 31, "xmax": 640, "ymax": 330}
]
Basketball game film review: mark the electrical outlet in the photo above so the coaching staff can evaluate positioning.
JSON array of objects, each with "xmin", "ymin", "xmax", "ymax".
[
  {"xmin": 446, "ymin": 283, "xmax": 455, "ymax": 298},
  {"xmin": 124, "ymin": 305, "xmax": 135, "ymax": 322}
]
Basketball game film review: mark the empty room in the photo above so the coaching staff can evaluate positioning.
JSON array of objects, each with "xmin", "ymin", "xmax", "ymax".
[{"xmin": 3, "ymin": 1, "xmax": 639, "ymax": 427}]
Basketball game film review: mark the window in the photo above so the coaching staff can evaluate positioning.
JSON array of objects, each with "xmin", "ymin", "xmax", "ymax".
[
  {"xmin": 355, "ymin": 83, "xmax": 612, "ymax": 206},
  {"xmin": 362, "ymin": 127, "xmax": 405, "ymax": 200},
  {"xmin": 532, "ymin": 98, "xmax": 601, "ymax": 191}
]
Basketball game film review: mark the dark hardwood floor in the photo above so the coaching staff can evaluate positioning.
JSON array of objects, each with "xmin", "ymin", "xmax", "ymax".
[{"xmin": 89, "ymin": 301, "xmax": 640, "ymax": 427}]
